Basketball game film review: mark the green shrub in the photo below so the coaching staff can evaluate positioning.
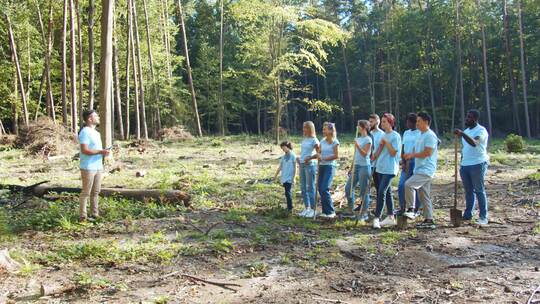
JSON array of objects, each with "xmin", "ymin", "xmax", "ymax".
[{"xmin": 504, "ymin": 134, "xmax": 525, "ymax": 153}]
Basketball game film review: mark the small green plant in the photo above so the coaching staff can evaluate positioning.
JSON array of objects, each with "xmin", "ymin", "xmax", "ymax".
[
  {"xmin": 380, "ymin": 231, "xmax": 402, "ymax": 245},
  {"xmin": 224, "ymin": 208, "xmax": 248, "ymax": 223},
  {"xmin": 245, "ymin": 262, "xmax": 269, "ymax": 278},
  {"xmin": 73, "ymin": 272, "xmax": 110, "ymax": 290},
  {"xmin": 533, "ymin": 222, "xmax": 540, "ymax": 235},
  {"xmin": 504, "ymin": 134, "xmax": 525, "ymax": 153},
  {"xmin": 279, "ymin": 254, "xmax": 291, "ymax": 265},
  {"xmin": 287, "ymin": 232, "xmax": 304, "ymax": 243},
  {"xmin": 211, "ymin": 139, "xmax": 224, "ymax": 147},
  {"xmin": 18, "ymin": 259, "xmax": 41, "ymax": 277},
  {"xmin": 211, "ymin": 238, "xmax": 234, "ymax": 254}
]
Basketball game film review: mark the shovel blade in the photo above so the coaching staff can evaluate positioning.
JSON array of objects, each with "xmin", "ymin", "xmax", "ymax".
[
  {"xmin": 450, "ymin": 208, "xmax": 463, "ymax": 227},
  {"xmin": 396, "ymin": 215, "xmax": 408, "ymax": 230}
]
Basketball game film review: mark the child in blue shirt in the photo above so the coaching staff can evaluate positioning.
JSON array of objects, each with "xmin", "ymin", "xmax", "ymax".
[{"xmin": 275, "ymin": 141, "xmax": 297, "ymax": 212}]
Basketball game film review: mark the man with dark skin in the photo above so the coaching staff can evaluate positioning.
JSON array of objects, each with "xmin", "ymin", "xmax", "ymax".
[{"xmin": 454, "ymin": 110, "xmax": 490, "ymax": 225}]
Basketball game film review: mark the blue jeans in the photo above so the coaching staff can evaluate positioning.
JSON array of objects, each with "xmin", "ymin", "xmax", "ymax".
[
  {"xmin": 318, "ymin": 165, "xmax": 336, "ymax": 215},
  {"xmin": 398, "ymin": 159, "xmax": 421, "ymax": 212},
  {"xmin": 460, "ymin": 162, "xmax": 489, "ymax": 220},
  {"xmin": 345, "ymin": 165, "xmax": 371, "ymax": 215},
  {"xmin": 283, "ymin": 182, "xmax": 293, "ymax": 210},
  {"xmin": 299, "ymin": 163, "xmax": 317, "ymax": 208},
  {"xmin": 375, "ymin": 173, "xmax": 395, "ymax": 218}
]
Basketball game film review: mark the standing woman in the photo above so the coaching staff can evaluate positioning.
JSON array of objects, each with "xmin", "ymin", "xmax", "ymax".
[
  {"xmin": 345, "ymin": 120, "xmax": 372, "ymax": 222},
  {"xmin": 372, "ymin": 113, "xmax": 401, "ymax": 229},
  {"xmin": 317, "ymin": 122, "xmax": 340, "ymax": 218},
  {"xmin": 298, "ymin": 121, "xmax": 319, "ymax": 218}
]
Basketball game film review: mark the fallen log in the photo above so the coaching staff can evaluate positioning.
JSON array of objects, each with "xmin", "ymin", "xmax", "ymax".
[{"xmin": 0, "ymin": 183, "xmax": 190, "ymax": 206}]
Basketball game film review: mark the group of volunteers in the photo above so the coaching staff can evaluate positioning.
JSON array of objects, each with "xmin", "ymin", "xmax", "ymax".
[{"xmin": 275, "ymin": 109, "xmax": 491, "ymax": 229}]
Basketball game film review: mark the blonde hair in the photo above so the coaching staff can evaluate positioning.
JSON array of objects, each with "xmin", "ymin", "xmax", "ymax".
[
  {"xmin": 303, "ymin": 121, "xmax": 316, "ymax": 138},
  {"xmin": 323, "ymin": 121, "xmax": 337, "ymax": 140}
]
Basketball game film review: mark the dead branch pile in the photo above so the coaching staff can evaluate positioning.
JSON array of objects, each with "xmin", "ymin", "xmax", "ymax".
[
  {"xmin": 158, "ymin": 125, "xmax": 194, "ymax": 141},
  {"xmin": 15, "ymin": 118, "xmax": 77, "ymax": 157},
  {"xmin": 0, "ymin": 135, "xmax": 16, "ymax": 146}
]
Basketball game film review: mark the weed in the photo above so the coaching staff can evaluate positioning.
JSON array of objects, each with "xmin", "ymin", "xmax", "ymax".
[
  {"xmin": 504, "ymin": 134, "xmax": 526, "ymax": 153},
  {"xmin": 380, "ymin": 231, "xmax": 402, "ymax": 245},
  {"xmin": 211, "ymin": 238, "xmax": 234, "ymax": 254},
  {"xmin": 279, "ymin": 254, "xmax": 291, "ymax": 265},
  {"xmin": 18, "ymin": 259, "xmax": 41, "ymax": 277},
  {"xmin": 245, "ymin": 262, "xmax": 269, "ymax": 278},
  {"xmin": 287, "ymin": 232, "xmax": 304, "ymax": 243},
  {"xmin": 533, "ymin": 222, "xmax": 540, "ymax": 235},
  {"xmin": 74, "ymin": 272, "xmax": 110, "ymax": 291},
  {"xmin": 224, "ymin": 208, "xmax": 249, "ymax": 223}
]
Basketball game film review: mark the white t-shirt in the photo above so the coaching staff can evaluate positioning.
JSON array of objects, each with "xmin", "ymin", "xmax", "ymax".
[{"xmin": 461, "ymin": 124, "xmax": 489, "ymax": 166}]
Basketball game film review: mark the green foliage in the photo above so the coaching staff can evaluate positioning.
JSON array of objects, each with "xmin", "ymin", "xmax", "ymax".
[
  {"xmin": 380, "ymin": 231, "xmax": 402, "ymax": 245},
  {"xmin": 504, "ymin": 134, "xmax": 526, "ymax": 153},
  {"xmin": 210, "ymin": 238, "xmax": 234, "ymax": 254},
  {"xmin": 245, "ymin": 262, "xmax": 269, "ymax": 278}
]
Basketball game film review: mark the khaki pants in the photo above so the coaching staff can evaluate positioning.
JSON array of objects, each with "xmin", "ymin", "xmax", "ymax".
[
  {"xmin": 79, "ymin": 170, "xmax": 103, "ymax": 219},
  {"xmin": 404, "ymin": 174, "xmax": 433, "ymax": 220}
]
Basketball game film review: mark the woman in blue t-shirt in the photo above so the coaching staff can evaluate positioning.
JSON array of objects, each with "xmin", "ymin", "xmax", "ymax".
[
  {"xmin": 345, "ymin": 120, "xmax": 372, "ymax": 222},
  {"xmin": 298, "ymin": 121, "xmax": 319, "ymax": 218},
  {"xmin": 372, "ymin": 113, "xmax": 401, "ymax": 229},
  {"xmin": 317, "ymin": 122, "xmax": 340, "ymax": 218}
]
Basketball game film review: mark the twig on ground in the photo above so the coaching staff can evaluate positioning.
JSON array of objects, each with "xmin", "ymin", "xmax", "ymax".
[
  {"xmin": 312, "ymin": 296, "xmax": 350, "ymax": 304},
  {"xmin": 528, "ymin": 285, "xmax": 540, "ymax": 304},
  {"xmin": 448, "ymin": 260, "xmax": 497, "ymax": 269},
  {"xmin": 160, "ymin": 271, "xmax": 241, "ymax": 292}
]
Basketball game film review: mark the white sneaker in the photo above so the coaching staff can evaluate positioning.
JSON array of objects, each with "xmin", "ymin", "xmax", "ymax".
[
  {"xmin": 304, "ymin": 209, "xmax": 315, "ymax": 218},
  {"xmin": 318, "ymin": 213, "xmax": 328, "ymax": 218},
  {"xmin": 476, "ymin": 218, "xmax": 488, "ymax": 226},
  {"xmin": 373, "ymin": 218, "xmax": 381, "ymax": 229},
  {"xmin": 326, "ymin": 212, "xmax": 336, "ymax": 219},
  {"xmin": 403, "ymin": 211, "xmax": 416, "ymax": 220},
  {"xmin": 380, "ymin": 216, "xmax": 397, "ymax": 227},
  {"xmin": 298, "ymin": 208, "xmax": 307, "ymax": 217}
]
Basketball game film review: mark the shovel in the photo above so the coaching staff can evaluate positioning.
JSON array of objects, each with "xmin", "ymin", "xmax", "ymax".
[
  {"xmin": 396, "ymin": 159, "xmax": 411, "ymax": 230},
  {"xmin": 450, "ymin": 135, "xmax": 463, "ymax": 227}
]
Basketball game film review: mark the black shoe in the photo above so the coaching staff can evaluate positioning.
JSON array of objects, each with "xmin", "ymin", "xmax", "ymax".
[{"xmin": 416, "ymin": 219, "xmax": 436, "ymax": 229}]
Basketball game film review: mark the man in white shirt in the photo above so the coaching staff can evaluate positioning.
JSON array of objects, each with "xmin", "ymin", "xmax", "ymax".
[{"xmin": 454, "ymin": 110, "xmax": 490, "ymax": 225}]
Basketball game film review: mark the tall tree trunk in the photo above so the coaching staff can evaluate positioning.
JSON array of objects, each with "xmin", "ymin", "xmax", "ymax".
[
  {"xmin": 517, "ymin": 0, "xmax": 531, "ymax": 138},
  {"xmin": 69, "ymin": 0, "xmax": 78, "ymax": 132},
  {"xmin": 159, "ymin": 0, "xmax": 172, "ymax": 83},
  {"xmin": 129, "ymin": 0, "xmax": 141, "ymax": 139},
  {"xmin": 125, "ymin": 0, "xmax": 132, "ymax": 139},
  {"xmin": 176, "ymin": 0, "xmax": 202, "ymax": 137},
  {"xmin": 6, "ymin": 14, "xmax": 29, "ymax": 127},
  {"xmin": 503, "ymin": 0, "xmax": 521, "ymax": 134},
  {"xmin": 88, "ymin": 0, "xmax": 96, "ymax": 109},
  {"xmin": 426, "ymin": 0, "xmax": 438, "ymax": 134},
  {"xmin": 61, "ymin": 0, "xmax": 68, "ymax": 126},
  {"xmin": 218, "ymin": 0, "xmax": 225, "ymax": 136},
  {"xmin": 75, "ymin": 0, "xmax": 84, "ymax": 126},
  {"xmin": 142, "ymin": 0, "xmax": 161, "ymax": 134},
  {"xmin": 35, "ymin": 3, "xmax": 46, "ymax": 121},
  {"xmin": 476, "ymin": 0, "xmax": 492, "ymax": 135},
  {"xmin": 342, "ymin": 45, "xmax": 353, "ymax": 131},
  {"xmin": 45, "ymin": 1, "xmax": 56, "ymax": 122},
  {"xmin": 132, "ymin": 0, "xmax": 149, "ymax": 140},
  {"xmin": 113, "ymin": 11, "xmax": 124, "ymax": 140},
  {"xmin": 99, "ymin": 0, "xmax": 114, "ymax": 149},
  {"xmin": 455, "ymin": 0, "xmax": 465, "ymax": 129}
]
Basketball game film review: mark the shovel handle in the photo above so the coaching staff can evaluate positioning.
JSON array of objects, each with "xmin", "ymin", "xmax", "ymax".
[{"xmin": 454, "ymin": 135, "xmax": 459, "ymax": 209}]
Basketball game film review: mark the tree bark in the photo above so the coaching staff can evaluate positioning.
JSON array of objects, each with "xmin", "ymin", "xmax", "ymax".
[
  {"xmin": 113, "ymin": 13, "xmax": 125, "ymax": 140},
  {"xmin": 218, "ymin": 0, "xmax": 225, "ymax": 136},
  {"xmin": 45, "ymin": 1, "xmax": 56, "ymax": 122},
  {"xmin": 455, "ymin": 0, "xmax": 465, "ymax": 129},
  {"xmin": 159, "ymin": 0, "xmax": 172, "ymax": 83},
  {"xmin": 426, "ymin": 0, "xmax": 438, "ymax": 134},
  {"xmin": 132, "ymin": 0, "xmax": 149, "ymax": 140},
  {"xmin": 503, "ymin": 0, "xmax": 521, "ymax": 134},
  {"xmin": 476, "ymin": 0, "xmax": 492, "ymax": 135},
  {"xmin": 517, "ymin": 0, "xmax": 531, "ymax": 138},
  {"xmin": 61, "ymin": 0, "xmax": 69, "ymax": 126},
  {"xmin": 176, "ymin": 0, "xmax": 203, "ymax": 137},
  {"xmin": 125, "ymin": 0, "xmax": 132, "ymax": 139},
  {"xmin": 6, "ymin": 13, "xmax": 29, "ymax": 127},
  {"xmin": 88, "ymin": 0, "xmax": 96, "ymax": 109},
  {"xmin": 69, "ymin": 0, "xmax": 79, "ymax": 132},
  {"xmin": 342, "ymin": 45, "xmax": 353, "ymax": 131},
  {"xmin": 99, "ymin": 0, "xmax": 114, "ymax": 149},
  {"xmin": 142, "ymin": 0, "xmax": 161, "ymax": 134},
  {"xmin": 129, "ymin": 0, "xmax": 141, "ymax": 140},
  {"xmin": 75, "ymin": 0, "xmax": 85, "ymax": 126}
]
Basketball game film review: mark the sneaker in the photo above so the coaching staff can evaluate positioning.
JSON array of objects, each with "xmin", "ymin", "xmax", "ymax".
[
  {"xmin": 476, "ymin": 218, "xmax": 488, "ymax": 226},
  {"xmin": 298, "ymin": 208, "xmax": 307, "ymax": 217},
  {"xmin": 357, "ymin": 214, "xmax": 369, "ymax": 222},
  {"xmin": 304, "ymin": 209, "xmax": 315, "ymax": 218},
  {"xmin": 318, "ymin": 213, "xmax": 329, "ymax": 218},
  {"xmin": 373, "ymin": 218, "xmax": 381, "ymax": 229},
  {"xmin": 326, "ymin": 212, "xmax": 336, "ymax": 219},
  {"xmin": 380, "ymin": 216, "xmax": 397, "ymax": 227},
  {"xmin": 403, "ymin": 209, "xmax": 416, "ymax": 220},
  {"xmin": 416, "ymin": 219, "xmax": 436, "ymax": 229}
]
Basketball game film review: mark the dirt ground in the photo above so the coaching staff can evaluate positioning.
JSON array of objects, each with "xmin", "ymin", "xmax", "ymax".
[{"xmin": 0, "ymin": 136, "xmax": 539, "ymax": 304}]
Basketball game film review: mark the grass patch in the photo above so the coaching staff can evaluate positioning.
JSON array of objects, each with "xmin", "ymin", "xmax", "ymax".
[
  {"xmin": 533, "ymin": 222, "xmax": 540, "ymax": 235},
  {"xmin": 245, "ymin": 262, "xmax": 269, "ymax": 278},
  {"xmin": 380, "ymin": 231, "xmax": 402, "ymax": 245}
]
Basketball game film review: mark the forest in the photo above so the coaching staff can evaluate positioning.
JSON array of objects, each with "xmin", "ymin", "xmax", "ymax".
[{"xmin": 1, "ymin": 0, "xmax": 539, "ymax": 141}]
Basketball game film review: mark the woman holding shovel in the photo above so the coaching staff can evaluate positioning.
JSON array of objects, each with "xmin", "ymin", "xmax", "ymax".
[
  {"xmin": 298, "ymin": 121, "xmax": 319, "ymax": 218},
  {"xmin": 344, "ymin": 120, "xmax": 372, "ymax": 223},
  {"xmin": 372, "ymin": 113, "xmax": 401, "ymax": 229},
  {"xmin": 316, "ymin": 122, "xmax": 340, "ymax": 218}
]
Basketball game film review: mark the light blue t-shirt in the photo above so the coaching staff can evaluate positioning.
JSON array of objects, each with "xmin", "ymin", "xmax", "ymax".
[
  {"xmin": 402, "ymin": 129, "xmax": 420, "ymax": 154},
  {"xmin": 371, "ymin": 129, "xmax": 384, "ymax": 168},
  {"xmin": 300, "ymin": 137, "xmax": 319, "ymax": 164},
  {"xmin": 375, "ymin": 131, "xmax": 401, "ymax": 176},
  {"xmin": 320, "ymin": 138, "xmax": 339, "ymax": 166},
  {"xmin": 79, "ymin": 126, "xmax": 103, "ymax": 171},
  {"xmin": 461, "ymin": 124, "xmax": 489, "ymax": 166},
  {"xmin": 413, "ymin": 129, "xmax": 439, "ymax": 177},
  {"xmin": 280, "ymin": 151, "xmax": 296, "ymax": 184},
  {"xmin": 354, "ymin": 136, "xmax": 372, "ymax": 166}
]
